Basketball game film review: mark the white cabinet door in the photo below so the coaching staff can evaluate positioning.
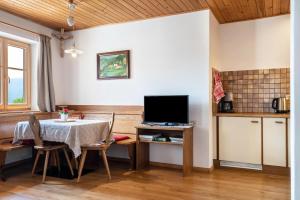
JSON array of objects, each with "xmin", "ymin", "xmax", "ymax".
[
  {"xmin": 263, "ymin": 118, "xmax": 286, "ymax": 167},
  {"xmin": 288, "ymin": 118, "xmax": 291, "ymax": 168},
  {"xmin": 219, "ymin": 117, "xmax": 262, "ymax": 164}
]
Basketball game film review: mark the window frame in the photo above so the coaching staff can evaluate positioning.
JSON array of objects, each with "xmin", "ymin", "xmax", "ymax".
[{"xmin": 0, "ymin": 37, "xmax": 31, "ymax": 111}]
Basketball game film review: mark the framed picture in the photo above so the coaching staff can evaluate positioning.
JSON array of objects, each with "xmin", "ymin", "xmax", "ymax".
[{"xmin": 97, "ymin": 50, "xmax": 130, "ymax": 80}]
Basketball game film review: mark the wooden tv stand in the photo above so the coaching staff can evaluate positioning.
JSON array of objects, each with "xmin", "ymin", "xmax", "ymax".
[{"xmin": 135, "ymin": 124, "xmax": 193, "ymax": 176}]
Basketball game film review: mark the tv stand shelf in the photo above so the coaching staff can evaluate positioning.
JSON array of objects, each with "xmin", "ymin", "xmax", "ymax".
[
  {"xmin": 136, "ymin": 124, "xmax": 193, "ymax": 176},
  {"xmin": 140, "ymin": 140, "xmax": 183, "ymax": 145}
]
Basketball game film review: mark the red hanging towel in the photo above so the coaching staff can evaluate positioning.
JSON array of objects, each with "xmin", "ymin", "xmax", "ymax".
[{"xmin": 213, "ymin": 71, "xmax": 225, "ymax": 104}]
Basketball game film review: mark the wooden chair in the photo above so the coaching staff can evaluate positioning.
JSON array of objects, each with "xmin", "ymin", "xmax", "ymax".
[
  {"xmin": 77, "ymin": 113, "xmax": 115, "ymax": 183},
  {"xmin": 29, "ymin": 115, "xmax": 74, "ymax": 183}
]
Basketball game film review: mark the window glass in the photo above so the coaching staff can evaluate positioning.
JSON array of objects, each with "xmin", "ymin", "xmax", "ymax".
[
  {"xmin": 8, "ymin": 46, "xmax": 24, "ymax": 69},
  {"xmin": 8, "ymin": 69, "xmax": 24, "ymax": 104}
]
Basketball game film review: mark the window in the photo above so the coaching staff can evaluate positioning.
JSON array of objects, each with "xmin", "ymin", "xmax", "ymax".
[{"xmin": 0, "ymin": 37, "xmax": 31, "ymax": 111}]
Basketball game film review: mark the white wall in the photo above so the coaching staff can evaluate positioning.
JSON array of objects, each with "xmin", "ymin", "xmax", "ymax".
[
  {"xmin": 63, "ymin": 11, "xmax": 212, "ymax": 168},
  {"xmin": 218, "ymin": 15, "xmax": 290, "ymax": 71},
  {"xmin": 291, "ymin": 0, "xmax": 300, "ymax": 199},
  {"xmin": 0, "ymin": 11, "xmax": 64, "ymax": 163}
]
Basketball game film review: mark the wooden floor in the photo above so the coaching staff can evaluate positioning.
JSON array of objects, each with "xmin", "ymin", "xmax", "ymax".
[{"xmin": 0, "ymin": 162, "xmax": 290, "ymax": 200}]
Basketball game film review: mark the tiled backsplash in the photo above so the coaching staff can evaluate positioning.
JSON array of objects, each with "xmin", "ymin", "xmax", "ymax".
[{"xmin": 221, "ymin": 68, "xmax": 290, "ymax": 113}]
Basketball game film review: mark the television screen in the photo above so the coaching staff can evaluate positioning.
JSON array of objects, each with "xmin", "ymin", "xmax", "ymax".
[{"xmin": 144, "ymin": 95, "xmax": 189, "ymax": 124}]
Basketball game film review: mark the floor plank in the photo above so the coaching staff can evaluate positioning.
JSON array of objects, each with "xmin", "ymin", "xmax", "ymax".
[{"xmin": 0, "ymin": 162, "xmax": 290, "ymax": 200}]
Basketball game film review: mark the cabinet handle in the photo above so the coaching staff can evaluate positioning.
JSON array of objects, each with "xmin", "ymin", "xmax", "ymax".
[
  {"xmin": 275, "ymin": 121, "xmax": 284, "ymax": 124},
  {"xmin": 251, "ymin": 120, "xmax": 259, "ymax": 123}
]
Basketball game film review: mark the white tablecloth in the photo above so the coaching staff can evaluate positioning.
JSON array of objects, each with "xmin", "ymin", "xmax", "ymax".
[{"xmin": 13, "ymin": 119, "xmax": 110, "ymax": 158}]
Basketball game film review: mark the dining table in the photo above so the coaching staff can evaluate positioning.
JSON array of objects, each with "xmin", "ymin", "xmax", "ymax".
[{"xmin": 13, "ymin": 119, "xmax": 110, "ymax": 158}]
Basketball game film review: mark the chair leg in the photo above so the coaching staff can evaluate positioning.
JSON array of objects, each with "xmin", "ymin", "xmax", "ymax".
[
  {"xmin": 74, "ymin": 157, "xmax": 79, "ymax": 170},
  {"xmin": 32, "ymin": 150, "xmax": 41, "ymax": 176},
  {"xmin": 63, "ymin": 148, "xmax": 74, "ymax": 176},
  {"xmin": 77, "ymin": 149, "xmax": 87, "ymax": 183},
  {"xmin": 100, "ymin": 150, "xmax": 111, "ymax": 180},
  {"xmin": 71, "ymin": 153, "xmax": 78, "ymax": 170},
  {"xmin": 55, "ymin": 150, "xmax": 61, "ymax": 174},
  {"xmin": 42, "ymin": 150, "xmax": 50, "ymax": 183}
]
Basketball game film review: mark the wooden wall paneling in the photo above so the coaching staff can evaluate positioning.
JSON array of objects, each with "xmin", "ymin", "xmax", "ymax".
[
  {"xmin": 239, "ymin": 0, "xmax": 255, "ymax": 19},
  {"xmin": 265, "ymin": 0, "xmax": 274, "ymax": 16},
  {"xmin": 214, "ymin": 0, "xmax": 233, "ymax": 22},
  {"xmin": 198, "ymin": 0, "xmax": 209, "ymax": 8},
  {"xmin": 157, "ymin": 1, "xmax": 177, "ymax": 13},
  {"xmin": 206, "ymin": 0, "xmax": 226, "ymax": 23},
  {"xmin": 0, "ymin": 3, "xmax": 66, "ymax": 30},
  {"xmin": 255, "ymin": 0, "xmax": 266, "ymax": 17},
  {"xmin": 81, "ymin": 112, "xmax": 142, "ymax": 134},
  {"xmin": 89, "ymin": 0, "xmax": 135, "ymax": 22},
  {"xmin": 146, "ymin": 1, "xmax": 169, "ymax": 15},
  {"xmin": 280, "ymin": 0, "xmax": 290, "ymax": 14},
  {"xmin": 173, "ymin": 0, "xmax": 190, "ymax": 11},
  {"xmin": 100, "ymin": 0, "xmax": 141, "ymax": 21},
  {"xmin": 131, "ymin": 0, "xmax": 161, "ymax": 17},
  {"xmin": 188, "ymin": 0, "xmax": 205, "ymax": 10},
  {"xmin": 182, "ymin": 0, "xmax": 198, "ymax": 10},
  {"xmin": 139, "ymin": 0, "xmax": 165, "ymax": 16},
  {"xmin": 0, "ymin": 112, "xmax": 52, "ymax": 140},
  {"xmin": 248, "ymin": 0, "xmax": 260, "ymax": 19},
  {"xmin": 229, "ymin": 0, "xmax": 245, "ymax": 21},
  {"xmin": 0, "ymin": 0, "xmax": 291, "ymax": 30},
  {"xmin": 71, "ymin": 1, "xmax": 115, "ymax": 25},
  {"xmin": 273, "ymin": 0, "xmax": 281, "ymax": 15},
  {"xmin": 118, "ymin": 0, "xmax": 149, "ymax": 18},
  {"xmin": 165, "ymin": 0, "xmax": 183, "ymax": 13},
  {"xmin": 65, "ymin": 105, "xmax": 144, "ymax": 115}
]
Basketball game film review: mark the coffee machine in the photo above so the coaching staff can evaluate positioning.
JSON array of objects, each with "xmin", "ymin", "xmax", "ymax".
[{"xmin": 218, "ymin": 92, "xmax": 234, "ymax": 113}]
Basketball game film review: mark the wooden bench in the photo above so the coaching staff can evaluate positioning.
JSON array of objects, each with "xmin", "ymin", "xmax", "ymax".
[
  {"xmin": 0, "ymin": 140, "xmax": 25, "ymax": 181},
  {"xmin": 0, "ymin": 112, "xmax": 53, "ymax": 181},
  {"xmin": 74, "ymin": 111, "xmax": 142, "ymax": 170}
]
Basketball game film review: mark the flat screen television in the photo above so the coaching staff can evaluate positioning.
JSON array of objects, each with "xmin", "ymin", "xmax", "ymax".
[{"xmin": 144, "ymin": 95, "xmax": 189, "ymax": 125}]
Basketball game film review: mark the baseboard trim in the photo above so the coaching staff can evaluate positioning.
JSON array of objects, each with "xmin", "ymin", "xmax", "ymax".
[
  {"xmin": 150, "ymin": 161, "xmax": 182, "ymax": 169},
  {"xmin": 214, "ymin": 159, "xmax": 290, "ymax": 176},
  {"xmin": 193, "ymin": 166, "xmax": 214, "ymax": 173},
  {"xmin": 263, "ymin": 165, "xmax": 290, "ymax": 176},
  {"xmin": 150, "ymin": 161, "xmax": 213, "ymax": 173}
]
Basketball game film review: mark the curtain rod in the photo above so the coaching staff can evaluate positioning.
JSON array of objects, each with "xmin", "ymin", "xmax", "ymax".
[{"xmin": 0, "ymin": 20, "xmax": 52, "ymax": 38}]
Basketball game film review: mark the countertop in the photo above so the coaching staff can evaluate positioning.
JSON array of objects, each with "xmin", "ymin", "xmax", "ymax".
[{"xmin": 215, "ymin": 112, "xmax": 290, "ymax": 118}]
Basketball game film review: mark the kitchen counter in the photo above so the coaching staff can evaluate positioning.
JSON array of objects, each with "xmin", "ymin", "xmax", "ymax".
[{"xmin": 215, "ymin": 112, "xmax": 290, "ymax": 118}]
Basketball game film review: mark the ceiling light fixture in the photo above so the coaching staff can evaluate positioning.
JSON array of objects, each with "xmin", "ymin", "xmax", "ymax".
[
  {"xmin": 64, "ymin": 42, "xmax": 83, "ymax": 58},
  {"xmin": 67, "ymin": 16, "xmax": 75, "ymax": 27},
  {"xmin": 64, "ymin": 0, "xmax": 83, "ymax": 58}
]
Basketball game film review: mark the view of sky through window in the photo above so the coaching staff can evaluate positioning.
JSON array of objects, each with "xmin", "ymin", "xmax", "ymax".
[{"xmin": 7, "ymin": 45, "xmax": 24, "ymax": 104}]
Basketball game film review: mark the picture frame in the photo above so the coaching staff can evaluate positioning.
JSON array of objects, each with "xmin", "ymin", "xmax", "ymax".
[{"xmin": 97, "ymin": 50, "xmax": 130, "ymax": 80}]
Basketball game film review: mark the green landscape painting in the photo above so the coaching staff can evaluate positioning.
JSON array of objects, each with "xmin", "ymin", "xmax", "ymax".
[{"xmin": 97, "ymin": 50, "xmax": 130, "ymax": 79}]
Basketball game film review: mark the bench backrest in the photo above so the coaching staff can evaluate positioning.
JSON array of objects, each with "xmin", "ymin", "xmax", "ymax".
[
  {"xmin": 0, "ymin": 112, "xmax": 53, "ymax": 143},
  {"xmin": 81, "ymin": 112, "xmax": 142, "ymax": 135}
]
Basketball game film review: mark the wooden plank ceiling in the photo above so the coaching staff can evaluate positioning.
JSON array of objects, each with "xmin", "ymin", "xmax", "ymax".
[{"xmin": 0, "ymin": 0, "xmax": 290, "ymax": 31}]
